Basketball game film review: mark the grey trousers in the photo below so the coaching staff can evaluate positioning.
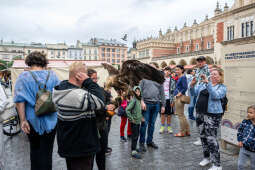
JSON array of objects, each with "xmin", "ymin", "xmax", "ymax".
[{"xmin": 238, "ymin": 147, "xmax": 255, "ymax": 170}]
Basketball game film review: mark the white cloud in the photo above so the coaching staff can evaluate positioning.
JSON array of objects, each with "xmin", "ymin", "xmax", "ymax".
[{"xmin": 0, "ymin": 0, "xmax": 235, "ymax": 46}]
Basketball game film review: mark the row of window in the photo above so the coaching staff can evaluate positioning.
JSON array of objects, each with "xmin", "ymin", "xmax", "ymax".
[
  {"xmin": 50, "ymin": 51, "xmax": 66, "ymax": 56},
  {"xmin": 101, "ymin": 48, "xmax": 126, "ymax": 53},
  {"xmin": 48, "ymin": 55, "xmax": 99, "ymax": 60},
  {"xmin": 50, "ymin": 49, "xmax": 99, "ymax": 57},
  {"xmin": 227, "ymin": 20, "xmax": 254, "ymax": 41},
  {"xmin": 177, "ymin": 42, "xmax": 211, "ymax": 54},
  {"xmin": 101, "ymin": 53, "xmax": 125, "ymax": 58},
  {"xmin": 242, "ymin": 21, "xmax": 253, "ymax": 38},
  {"xmin": 105, "ymin": 58, "xmax": 121, "ymax": 63},
  {"xmin": 84, "ymin": 49, "xmax": 97, "ymax": 55},
  {"xmin": 138, "ymin": 49, "xmax": 150, "ymax": 58}
]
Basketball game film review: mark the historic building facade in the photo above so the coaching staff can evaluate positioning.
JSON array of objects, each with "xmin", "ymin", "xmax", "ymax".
[
  {"xmin": 0, "ymin": 41, "xmax": 47, "ymax": 61},
  {"xmin": 46, "ymin": 43, "xmax": 68, "ymax": 60},
  {"xmin": 0, "ymin": 38, "xmax": 128, "ymax": 65},
  {"xmin": 132, "ymin": 0, "xmax": 255, "ymax": 68},
  {"xmin": 77, "ymin": 38, "xmax": 128, "ymax": 64}
]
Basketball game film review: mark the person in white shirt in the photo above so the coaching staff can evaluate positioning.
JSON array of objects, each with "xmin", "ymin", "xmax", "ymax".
[{"xmin": 159, "ymin": 67, "xmax": 176, "ymax": 134}]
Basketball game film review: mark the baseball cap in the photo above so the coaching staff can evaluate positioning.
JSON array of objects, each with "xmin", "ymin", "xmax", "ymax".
[{"xmin": 196, "ymin": 56, "xmax": 206, "ymax": 61}]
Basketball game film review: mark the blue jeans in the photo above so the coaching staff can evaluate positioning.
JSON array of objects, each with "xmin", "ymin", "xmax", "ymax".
[
  {"xmin": 139, "ymin": 102, "xmax": 160, "ymax": 144},
  {"xmin": 188, "ymin": 106, "xmax": 195, "ymax": 118},
  {"xmin": 188, "ymin": 96, "xmax": 196, "ymax": 119},
  {"xmin": 238, "ymin": 147, "xmax": 255, "ymax": 170}
]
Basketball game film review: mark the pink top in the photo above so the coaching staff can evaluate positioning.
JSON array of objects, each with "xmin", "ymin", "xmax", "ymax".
[{"xmin": 121, "ymin": 100, "xmax": 128, "ymax": 109}]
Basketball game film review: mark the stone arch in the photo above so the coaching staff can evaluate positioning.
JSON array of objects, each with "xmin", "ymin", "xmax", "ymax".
[
  {"xmin": 190, "ymin": 58, "xmax": 197, "ymax": 65},
  {"xmin": 205, "ymin": 56, "xmax": 214, "ymax": 64},
  {"xmin": 161, "ymin": 61, "xmax": 167, "ymax": 69},
  {"xmin": 179, "ymin": 59, "xmax": 187, "ymax": 66},
  {"xmin": 169, "ymin": 60, "xmax": 176, "ymax": 65}
]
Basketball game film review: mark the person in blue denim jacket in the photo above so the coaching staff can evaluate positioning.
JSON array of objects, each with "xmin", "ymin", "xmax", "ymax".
[
  {"xmin": 190, "ymin": 68, "xmax": 227, "ymax": 170},
  {"xmin": 237, "ymin": 105, "xmax": 255, "ymax": 170}
]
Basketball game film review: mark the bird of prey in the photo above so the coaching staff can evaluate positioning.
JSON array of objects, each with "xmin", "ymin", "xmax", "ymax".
[
  {"xmin": 102, "ymin": 60, "xmax": 165, "ymax": 96},
  {"xmin": 121, "ymin": 34, "xmax": 128, "ymax": 41}
]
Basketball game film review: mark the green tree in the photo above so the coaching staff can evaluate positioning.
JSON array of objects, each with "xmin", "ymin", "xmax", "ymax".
[{"xmin": 0, "ymin": 60, "xmax": 14, "ymax": 70}]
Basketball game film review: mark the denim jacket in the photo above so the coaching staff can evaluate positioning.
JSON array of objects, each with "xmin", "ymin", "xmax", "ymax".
[
  {"xmin": 237, "ymin": 119, "xmax": 255, "ymax": 152},
  {"xmin": 190, "ymin": 82, "xmax": 227, "ymax": 114}
]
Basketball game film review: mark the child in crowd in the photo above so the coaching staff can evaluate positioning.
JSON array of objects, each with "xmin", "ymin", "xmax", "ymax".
[
  {"xmin": 237, "ymin": 105, "xmax": 255, "ymax": 170},
  {"xmin": 119, "ymin": 93, "xmax": 132, "ymax": 142},
  {"xmin": 126, "ymin": 86, "xmax": 144, "ymax": 159},
  {"xmin": 159, "ymin": 67, "xmax": 176, "ymax": 134}
]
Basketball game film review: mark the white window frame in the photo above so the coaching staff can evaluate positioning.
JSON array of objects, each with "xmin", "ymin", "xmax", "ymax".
[
  {"xmin": 185, "ymin": 46, "xmax": 189, "ymax": 53},
  {"xmin": 177, "ymin": 47, "xmax": 180, "ymax": 54},
  {"xmin": 207, "ymin": 42, "xmax": 211, "ymax": 49},
  {"xmin": 227, "ymin": 25, "xmax": 235, "ymax": 41},
  {"xmin": 241, "ymin": 20, "xmax": 254, "ymax": 38},
  {"xmin": 195, "ymin": 43, "xmax": 199, "ymax": 51}
]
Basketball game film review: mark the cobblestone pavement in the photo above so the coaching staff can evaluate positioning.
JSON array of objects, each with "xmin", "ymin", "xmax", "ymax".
[{"xmin": 0, "ymin": 114, "xmax": 239, "ymax": 170}]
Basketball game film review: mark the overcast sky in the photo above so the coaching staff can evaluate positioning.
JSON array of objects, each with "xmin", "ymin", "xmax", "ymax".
[{"xmin": 0, "ymin": 0, "xmax": 234, "ymax": 47}]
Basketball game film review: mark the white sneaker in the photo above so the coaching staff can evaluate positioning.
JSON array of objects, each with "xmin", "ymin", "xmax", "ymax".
[
  {"xmin": 193, "ymin": 139, "xmax": 202, "ymax": 146},
  {"xmin": 199, "ymin": 158, "xmax": 211, "ymax": 166},
  {"xmin": 167, "ymin": 126, "xmax": 173, "ymax": 134},
  {"xmin": 208, "ymin": 165, "xmax": 222, "ymax": 170}
]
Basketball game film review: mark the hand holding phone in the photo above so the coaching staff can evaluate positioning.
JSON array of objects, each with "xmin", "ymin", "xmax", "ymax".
[{"xmin": 200, "ymin": 74, "xmax": 208, "ymax": 84}]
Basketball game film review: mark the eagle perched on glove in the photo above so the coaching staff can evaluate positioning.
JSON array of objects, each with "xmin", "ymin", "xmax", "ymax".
[{"xmin": 102, "ymin": 60, "xmax": 165, "ymax": 96}]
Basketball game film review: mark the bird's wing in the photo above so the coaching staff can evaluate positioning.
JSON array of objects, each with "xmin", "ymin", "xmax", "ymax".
[
  {"xmin": 120, "ymin": 60, "xmax": 165, "ymax": 87},
  {"xmin": 101, "ymin": 63, "xmax": 119, "ymax": 76}
]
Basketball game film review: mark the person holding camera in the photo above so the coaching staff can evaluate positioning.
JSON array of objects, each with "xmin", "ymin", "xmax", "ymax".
[{"xmin": 190, "ymin": 68, "xmax": 227, "ymax": 170}]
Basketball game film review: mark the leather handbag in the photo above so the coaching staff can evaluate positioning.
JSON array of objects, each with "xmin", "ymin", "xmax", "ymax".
[{"xmin": 180, "ymin": 95, "xmax": 190, "ymax": 104}]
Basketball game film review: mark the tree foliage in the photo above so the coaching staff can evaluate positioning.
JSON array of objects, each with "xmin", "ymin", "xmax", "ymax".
[{"xmin": 0, "ymin": 60, "xmax": 14, "ymax": 70}]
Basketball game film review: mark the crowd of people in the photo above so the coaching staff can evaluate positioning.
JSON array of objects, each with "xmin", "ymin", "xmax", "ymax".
[{"xmin": 0, "ymin": 51, "xmax": 254, "ymax": 170}]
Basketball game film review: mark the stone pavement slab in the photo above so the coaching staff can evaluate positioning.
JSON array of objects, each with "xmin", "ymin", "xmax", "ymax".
[{"xmin": 0, "ymin": 114, "xmax": 239, "ymax": 170}]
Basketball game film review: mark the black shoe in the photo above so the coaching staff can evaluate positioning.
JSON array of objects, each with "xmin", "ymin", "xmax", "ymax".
[
  {"xmin": 147, "ymin": 142, "xmax": 159, "ymax": 149},
  {"xmin": 127, "ymin": 135, "xmax": 132, "ymax": 140},
  {"xmin": 105, "ymin": 147, "xmax": 112, "ymax": 156},
  {"xmin": 107, "ymin": 147, "xmax": 112, "ymax": 152},
  {"xmin": 139, "ymin": 144, "xmax": 147, "ymax": 152},
  {"xmin": 120, "ymin": 136, "xmax": 127, "ymax": 142}
]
